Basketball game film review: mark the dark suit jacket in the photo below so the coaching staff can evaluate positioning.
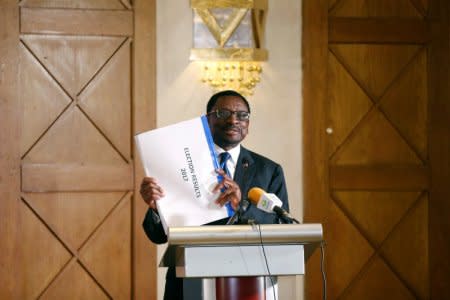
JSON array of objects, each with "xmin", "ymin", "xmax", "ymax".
[{"xmin": 142, "ymin": 146, "xmax": 289, "ymax": 300}]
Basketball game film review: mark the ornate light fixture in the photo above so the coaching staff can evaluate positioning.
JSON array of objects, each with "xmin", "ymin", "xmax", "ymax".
[{"xmin": 190, "ymin": 0, "xmax": 268, "ymax": 96}]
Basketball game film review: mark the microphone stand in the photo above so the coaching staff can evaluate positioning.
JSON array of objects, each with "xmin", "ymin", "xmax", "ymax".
[
  {"xmin": 274, "ymin": 207, "xmax": 300, "ymax": 224},
  {"xmin": 226, "ymin": 199, "xmax": 249, "ymax": 225},
  {"xmin": 226, "ymin": 158, "xmax": 251, "ymax": 225}
]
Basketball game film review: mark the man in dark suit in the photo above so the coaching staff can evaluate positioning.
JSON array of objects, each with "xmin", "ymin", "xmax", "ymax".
[{"xmin": 140, "ymin": 90, "xmax": 289, "ymax": 300}]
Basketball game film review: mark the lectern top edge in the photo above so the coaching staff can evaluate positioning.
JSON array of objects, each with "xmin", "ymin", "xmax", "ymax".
[{"xmin": 167, "ymin": 223, "xmax": 323, "ymax": 246}]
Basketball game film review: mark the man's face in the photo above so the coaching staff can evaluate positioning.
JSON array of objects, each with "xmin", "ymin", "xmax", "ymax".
[{"xmin": 207, "ymin": 95, "xmax": 250, "ymax": 150}]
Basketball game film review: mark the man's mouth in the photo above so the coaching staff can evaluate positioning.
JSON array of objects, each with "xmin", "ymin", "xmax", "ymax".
[{"xmin": 223, "ymin": 126, "xmax": 240, "ymax": 134}]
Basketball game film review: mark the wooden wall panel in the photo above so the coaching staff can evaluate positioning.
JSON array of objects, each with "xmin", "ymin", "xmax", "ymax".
[
  {"xmin": 428, "ymin": 1, "xmax": 450, "ymax": 299},
  {"xmin": 302, "ymin": 1, "xmax": 329, "ymax": 299},
  {"xmin": 303, "ymin": 0, "xmax": 449, "ymax": 299},
  {"xmin": 21, "ymin": 0, "xmax": 126, "ymax": 9},
  {"xmin": 329, "ymin": 18, "xmax": 430, "ymax": 44},
  {"xmin": 0, "ymin": 1, "xmax": 21, "ymax": 298},
  {"xmin": 21, "ymin": 8, "xmax": 133, "ymax": 36},
  {"xmin": 19, "ymin": 7, "xmax": 133, "ymax": 296},
  {"xmin": 133, "ymin": 0, "xmax": 157, "ymax": 299},
  {"xmin": 0, "ymin": 1, "xmax": 157, "ymax": 299}
]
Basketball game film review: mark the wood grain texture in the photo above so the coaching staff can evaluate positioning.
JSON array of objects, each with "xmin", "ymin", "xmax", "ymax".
[
  {"xmin": 330, "ymin": 165, "xmax": 428, "ymax": 190},
  {"xmin": 22, "ymin": 164, "xmax": 133, "ymax": 192},
  {"xmin": 3, "ymin": 1, "xmax": 158, "ymax": 298},
  {"xmin": 133, "ymin": 1, "xmax": 157, "ymax": 299},
  {"xmin": 303, "ymin": 0, "xmax": 448, "ymax": 298},
  {"xmin": 21, "ymin": 8, "xmax": 133, "ymax": 36},
  {"xmin": 428, "ymin": 0, "xmax": 450, "ymax": 298},
  {"xmin": 302, "ymin": 0, "xmax": 329, "ymax": 299},
  {"xmin": 80, "ymin": 194, "xmax": 132, "ymax": 299},
  {"xmin": 330, "ymin": 0, "xmax": 423, "ymax": 17},
  {"xmin": 329, "ymin": 18, "xmax": 430, "ymax": 44},
  {"xmin": 0, "ymin": 1, "xmax": 21, "ymax": 298},
  {"xmin": 21, "ymin": 0, "xmax": 125, "ymax": 9}
]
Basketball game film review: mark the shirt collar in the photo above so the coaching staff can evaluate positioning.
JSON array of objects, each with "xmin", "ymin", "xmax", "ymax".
[{"xmin": 214, "ymin": 144, "xmax": 241, "ymax": 165}]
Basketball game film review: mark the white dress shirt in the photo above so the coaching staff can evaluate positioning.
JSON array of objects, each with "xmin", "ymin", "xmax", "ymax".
[{"xmin": 214, "ymin": 144, "xmax": 241, "ymax": 179}]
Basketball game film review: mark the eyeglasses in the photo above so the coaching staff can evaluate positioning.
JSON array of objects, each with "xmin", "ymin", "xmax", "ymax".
[{"xmin": 208, "ymin": 109, "xmax": 250, "ymax": 121}]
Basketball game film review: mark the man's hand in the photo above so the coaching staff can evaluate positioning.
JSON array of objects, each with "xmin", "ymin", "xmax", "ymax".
[
  {"xmin": 140, "ymin": 177, "xmax": 165, "ymax": 211},
  {"xmin": 213, "ymin": 169, "xmax": 241, "ymax": 210}
]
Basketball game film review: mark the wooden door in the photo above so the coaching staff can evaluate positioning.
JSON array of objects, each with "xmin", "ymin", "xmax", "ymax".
[
  {"xmin": 0, "ymin": 0, "xmax": 156, "ymax": 299},
  {"xmin": 303, "ymin": 0, "xmax": 450, "ymax": 299}
]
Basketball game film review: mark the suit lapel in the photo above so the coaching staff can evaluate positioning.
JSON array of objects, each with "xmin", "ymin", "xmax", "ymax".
[{"xmin": 234, "ymin": 147, "xmax": 256, "ymax": 197}]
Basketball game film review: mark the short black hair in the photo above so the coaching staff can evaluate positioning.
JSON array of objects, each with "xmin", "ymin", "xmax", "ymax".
[{"xmin": 206, "ymin": 90, "xmax": 251, "ymax": 114}]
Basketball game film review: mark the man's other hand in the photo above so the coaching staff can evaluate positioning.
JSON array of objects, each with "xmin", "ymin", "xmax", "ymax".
[{"xmin": 140, "ymin": 177, "xmax": 165, "ymax": 211}]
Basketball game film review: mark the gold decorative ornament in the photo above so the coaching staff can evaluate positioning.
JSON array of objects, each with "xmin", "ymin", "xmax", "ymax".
[{"xmin": 190, "ymin": 0, "xmax": 268, "ymax": 96}]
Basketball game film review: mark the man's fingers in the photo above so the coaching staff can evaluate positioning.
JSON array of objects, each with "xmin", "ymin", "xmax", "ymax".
[
  {"xmin": 140, "ymin": 178, "xmax": 165, "ymax": 195},
  {"xmin": 150, "ymin": 183, "xmax": 165, "ymax": 194},
  {"xmin": 215, "ymin": 186, "xmax": 241, "ymax": 208},
  {"xmin": 229, "ymin": 198, "xmax": 239, "ymax": 210},
  {"xmin": 141, "ymin": 184, "xmax": 164, "ymax": 196},
  {"xmin": 211, "ymin": 172, "xmax": 242, "ymax": 209},
  {"xmin": 142, "ymin": 188, "xmax": 164, "ymax": 201},
  {"xmin": 140, "ymin": 177, "xmax": 165, "ymax": 210}
]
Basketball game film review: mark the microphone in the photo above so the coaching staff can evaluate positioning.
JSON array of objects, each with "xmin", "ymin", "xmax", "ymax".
[
  {"xmin": 226, "ymin": 199, "xmax": 249, "ymax": 225},
  {"xmin": 247, "ymin": 187, "xmax": 299, "ymax": 224}
]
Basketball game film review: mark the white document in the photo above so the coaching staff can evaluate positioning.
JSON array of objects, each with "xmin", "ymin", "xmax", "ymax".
[{"xmin": 135, "ymin": 116, "xmax": 231, "ymax": 233}]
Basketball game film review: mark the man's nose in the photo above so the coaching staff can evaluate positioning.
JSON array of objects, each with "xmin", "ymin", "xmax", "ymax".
[{"xmin": 225, "ymin": 113, "xmax": 240, "ymax": 123}]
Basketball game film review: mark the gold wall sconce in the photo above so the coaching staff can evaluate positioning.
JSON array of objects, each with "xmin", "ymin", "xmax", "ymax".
[{"xmin": 190, "ymin": 0, "xmax": 268, "ymax": 96}]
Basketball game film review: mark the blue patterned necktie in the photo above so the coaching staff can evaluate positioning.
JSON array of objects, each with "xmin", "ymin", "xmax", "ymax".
[
  {"xmin": 219, "ymin": 152, "xmax": 231, "ymax": 177},
  {"xmin": 219, "ymin": 152, "xmax": 233, "ymax": 214}
]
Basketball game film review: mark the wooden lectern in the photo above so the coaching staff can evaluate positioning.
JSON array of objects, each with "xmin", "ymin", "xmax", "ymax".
[{"xmin": 160, "ymin": 223, "xmax": 323, "ymax": 300}]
